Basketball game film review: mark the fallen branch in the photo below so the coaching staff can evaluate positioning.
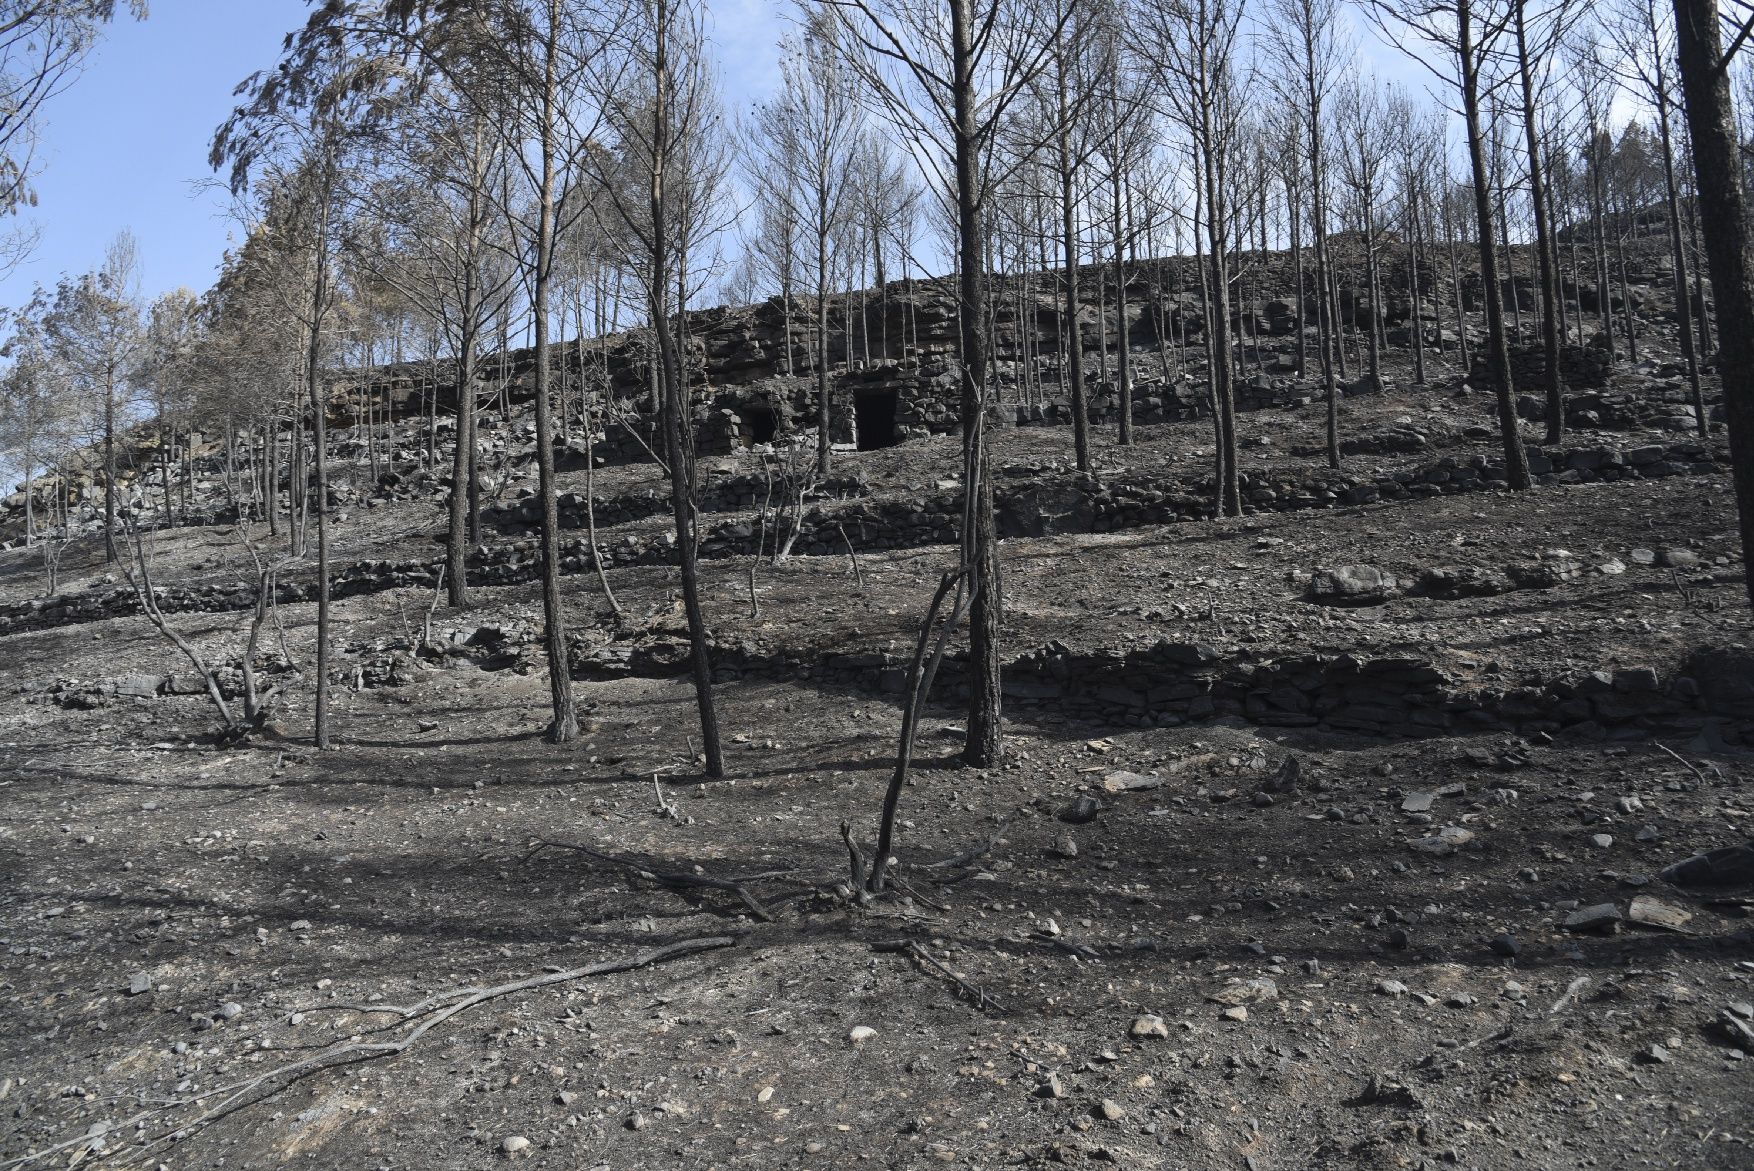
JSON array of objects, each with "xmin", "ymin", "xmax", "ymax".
[
  {"xmin": 653, "ymin": 772, "xmax": 681, "ymax": 821},
  {"xmin": 524, "ymin": 838, "xmax": 774, "ymax": 921},
  {"xmin": 121, "ymin": 519, "xmax": 238, "ymax": 734},
  {"xmin": 1654, "ymin": 740, "xmax": 1719, "ymax": 783},
  {"xmin": 838, "ymin": 523, "xmax": 864, "ymax": 591},
  {"xmin": 6, "ymin": 937, "xmax": 736, "ymax": 1171},
  {"xmin": 423, "ymin": 563, "xmax": 447, "ymax": 647},
  {"xmin": 888, "ymin": 874, "xmax": 949, "ymax": 913},
  {"xmin": 1549, "ymin": 976, "xmax": 1592, "ymax": 1015},
  {"xmin": 872, "ymin": 938, "xmax": 1006, "ymax": 1013},
  {"xmin": 925, "ymin": 811, "xmax": 1018, "ymax": 872}
]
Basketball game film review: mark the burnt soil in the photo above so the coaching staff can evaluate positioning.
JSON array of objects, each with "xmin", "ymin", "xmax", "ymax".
[{"xmin": 3, "ymin": 348, "xmax": 1754, "ymax": 1171}]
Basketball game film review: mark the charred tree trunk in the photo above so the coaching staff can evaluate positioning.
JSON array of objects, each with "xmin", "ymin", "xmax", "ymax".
[
  {"xmin": 1460, "ymin": 0, "xmax": 1532, "ymax": 489},
  {"xmin": 1672, "ymin": 0, "xmax": 1754, "ymax": 605},
  {"xmin": 953, "ymin": 0, "xmax": 1002, "ymax": 767},
  {"xmin": 1513, "ymin": 0, "xmax": 1565, "ymax": 444}
]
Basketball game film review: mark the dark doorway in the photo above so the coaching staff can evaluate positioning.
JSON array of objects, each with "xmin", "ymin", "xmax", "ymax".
[
  {"xmin": 743, "ymin": 406, "xmax": 778, "ymax": 445},
  {"xmin": 855, "ymin": 391, "xmax": 900, "ymax": 450}
]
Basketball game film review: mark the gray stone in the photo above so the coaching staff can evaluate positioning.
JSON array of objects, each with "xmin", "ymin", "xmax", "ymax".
[
  {"xmin": 115, "ymin": 674, "xmax": 162, "ymax": 698},
  {"xmin": 1662, "ymin": 842, "xmax": 1754, "ymax": 887},
  {"xmin": 1059, "ymin": 795, "xmax": 1102, "ymax": 824},
  {"xmin": 1128, "ymin": 1014, "xmax": 1170, "ymax": 1040},
  {"xmin": 1627, "ymin": 895, "xmax": 1693, "ymax": 932},
  {"xmin": 126, "ymin": 972, "xmax": 152, "ymax": 996},
  {"xmin": 1410, "ymin": 826, "xmax": 1475, "ymax": 856},
  {"xmin": 1102, "ymin": 770, "xmax": 1162, "ymax": 793},
  {"xmin": 1400, "ymin": 790, "xmax": 1436, "ymax": 813},
  {"xmin": 1309, "ymin": 565, "xmax": 1400, "ymax": 606},
  {"xmin": 1207, "ymin": 977, "xmax": 1278, "ymax": 1006},
  {"xmin": 1563, "ymin": 903, "xmax": 1623, "ymax": 933}
]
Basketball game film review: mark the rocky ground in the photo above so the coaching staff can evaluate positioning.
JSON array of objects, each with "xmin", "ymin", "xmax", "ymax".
[{"xmin": 3, "ymin": 334, "xmax": 1754, "ymax": 1171}]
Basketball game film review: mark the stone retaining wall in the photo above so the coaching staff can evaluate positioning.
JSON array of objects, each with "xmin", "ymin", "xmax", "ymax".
[
  {"xmin": 582, "ymin": 635, "xmax": 1749, "ymax": 746},
  {"xmin": 0, "ymin": 438, "xmax": 1726, "ymax": 639}
]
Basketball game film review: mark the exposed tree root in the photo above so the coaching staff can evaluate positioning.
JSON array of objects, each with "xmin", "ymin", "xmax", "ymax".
[
  {"xmin": 3, "ymin": 936, "xmax": 737, "ymax": 1171},
  {"xmin": 873, "ymin": 938, "xmax": 1006, "ymax": 1014},
  {"xmin": 523, "ymin": 837, "xmax": 777, "ymax": 921},
  {"xmin": 924, "ymin": 811, "xmax": 1018, "ymax": 875}
]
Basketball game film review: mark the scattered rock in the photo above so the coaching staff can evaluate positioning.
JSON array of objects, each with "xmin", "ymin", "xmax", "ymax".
[
  {"xmin": 115, "ymin": 674, "xmax": 163, "ymax": 698},
  {"xmin": 1717, "ymin": 1008, "xmax": 1754, "ymax": 1047},
  {"xmin": 1662, "ymin": 842, "xmax": 1754, "ymax": 888},
  {"xmin": 1260, "ymin": 757, "xmax": 1302, "ymax": 793},
  {"xmin": 1628, "ymin": 895, "xmax": 1693, "ymax": 932},
  {"xmin": 1488, "ymin": 933, "xmax": 1521, "ymax": 958},
  {"xmin": 1377, "ymin": 979, "xmax": 1410, "ymax": 997},
  {"xmin": 1207, "ymin": 977, "xmax": 1278, "ymax": 1007},
  {"xmin": 1101, "ymin": 771, "xmax": 1162, "ymax": 793},
  {"xmin": 500, "ymin": 1136, "xmax": 531, "ymax": 1156},
  {"xmin": 1128, "ymin": 1014, "xmax": 1170, "ymax": 1040},
  {"xmin": 1096, "ymin": 1099, "xmax": 1126, "ymax": 1121},
  {"xmin": 1220, "ymin": 1006, "xmax": 1249, "ymax": 1022},
  {"xmin": 1349, "ymin": 1074, "xmax": 1421, "ymax": 1108},
  {"xmin": 1563, "ymin": 903, "xmax": 1623, "ymax": 933},
  {"xmin": 126, "ymin": 973, "xmax": 152, "ymax": 996},
  {"xmin": 1309, "ymin": 565, "xmax": 1400, "ymax": 605},
  {"xmin": 1059, "ymin": 796, "xmax": 1102, "ymax": 825},
  {"xmin": 1411, "ymin": 826, "xmax": 1475, "ymax": 857},
  {"xmin": 849, "ymin": 1025, "xmax": 879, "ymax": 1045}
]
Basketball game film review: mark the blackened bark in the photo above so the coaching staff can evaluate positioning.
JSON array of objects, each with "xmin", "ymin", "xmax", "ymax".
[
  {"xmin": 1460, "ymin": 0, "xmax": 1532, "ymax": 489},
  {"xmin": 1672, "ymin": 0, "xmax": 1754, "ymax": 605},
  {"xmin": 1513, "ymin": 0, "xmax": 1564, "ymax": 444},
  {"xmin": 533, "ymin": 12, "xmax": 577, "ymax": 744},
  {"xmin": 952, "ymin": 0, "xmax": 1002, "ymax": 767}
]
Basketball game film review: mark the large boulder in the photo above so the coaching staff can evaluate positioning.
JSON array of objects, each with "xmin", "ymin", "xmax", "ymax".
[
  {"xmin": 1308, "ymin": 565, "xmax": 1400, "ymax": 606},
  {"xmin": 1661, "ymin": 842, "xmax": 1754, "ymax": 888}
]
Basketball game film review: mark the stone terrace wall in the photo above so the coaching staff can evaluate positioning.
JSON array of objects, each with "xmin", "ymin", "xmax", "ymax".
[{"xmin": 0, "ymin": 437, "xmax": 1727, "ymax": 640}]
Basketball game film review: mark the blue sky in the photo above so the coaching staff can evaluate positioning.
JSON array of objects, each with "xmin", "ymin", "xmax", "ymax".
[
  {"xmin": 0, "ymin": 0, "xmax": 311, "ymax": 311},
  {"xmin": 0, "ymin": 0, "xmax": 787, "ymax": 315},
  {"xmin": 0, "ymin": 0, "xmax": 1443, "ymax": 320}
]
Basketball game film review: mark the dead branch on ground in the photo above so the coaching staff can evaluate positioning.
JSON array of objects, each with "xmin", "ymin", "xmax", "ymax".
[
  {"xmin": 523, "ymin": 838, "xmax": 775, "ymax": 921},
  {"xmin": 925, "ymin": 810, "xmax": 1019, "ymax": 874},
  {"xmin": 120, "ymin": 519, "xmax": 239, "ymax": 735},
  {"xmin": 872, "ymin": 938, "xmax": 1006, "ymax": 1013},
  {"xmin": 838, "ymin": 523, "xmax": 864, "ymax": 591},
  {"xmin": 3, "ymin": 937, "xmax": 736, "ymax": 1171}
]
